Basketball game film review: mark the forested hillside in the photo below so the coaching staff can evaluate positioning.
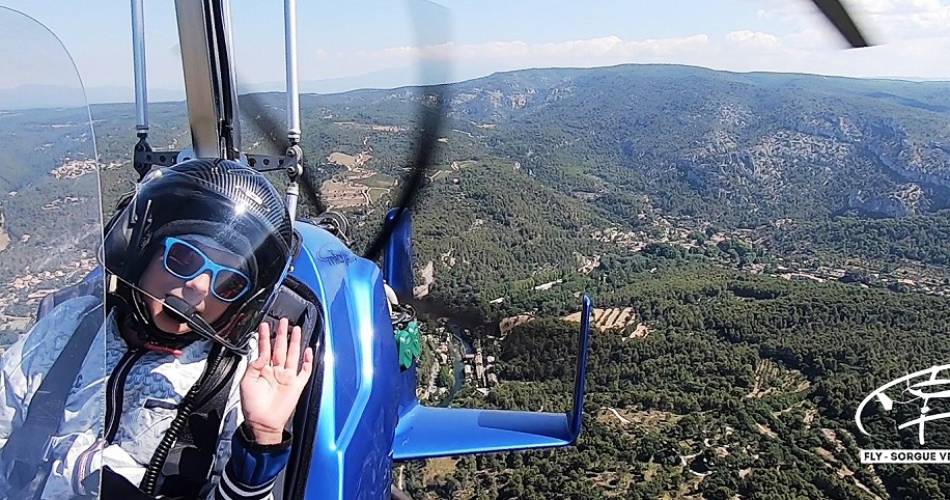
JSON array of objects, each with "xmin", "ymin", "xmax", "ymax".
[{"xmin": 3, "ymin": 63, "xmax": 950, "ymax": 498}]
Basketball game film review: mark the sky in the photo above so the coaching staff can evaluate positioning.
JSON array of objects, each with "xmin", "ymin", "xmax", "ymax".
[{"xmin": 1, "ymin": 0, "xmax": 949, "ymax": 102}]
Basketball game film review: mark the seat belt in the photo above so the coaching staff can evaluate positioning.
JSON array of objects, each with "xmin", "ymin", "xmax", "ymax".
[{"xmin": 0, "ymin": 301, "xmax": 104, "ymax": 498}]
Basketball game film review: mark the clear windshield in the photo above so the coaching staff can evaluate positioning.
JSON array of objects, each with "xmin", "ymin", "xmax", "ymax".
[{"xmin": 0, "ymin": 7, "xmax": 103, "ymax": 497}]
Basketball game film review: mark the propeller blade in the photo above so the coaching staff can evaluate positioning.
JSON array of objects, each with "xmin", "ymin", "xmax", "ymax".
[
  {"xmin": 239, "ymin": 90, "xmax": 328, "ymax": 214},
  {"xmin": 362, "ymin": 90, "xmax": 446, "ymax": 260},
  {"xmin": 809, "ymin": 0, "xmax": 871, "ymax": 48},
  {"xmin": 238, "ymin": 92, "xmax": 291, "ymax": 153},
  {"xmin": 362, "ymin": 0, "xmax": 452, "ymax": 261},
  {"xmin": 297, "ymin": 164, "xmax": 328, "ymax": 217},
  {"xmin": 235, "ymin": 1, "xmax": 450, "ymax": 244}
]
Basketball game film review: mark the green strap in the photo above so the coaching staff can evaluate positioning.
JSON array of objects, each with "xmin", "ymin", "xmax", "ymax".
[{"xmin": 394, "ymin": 320, "xmax": 422, "ymax": 369}]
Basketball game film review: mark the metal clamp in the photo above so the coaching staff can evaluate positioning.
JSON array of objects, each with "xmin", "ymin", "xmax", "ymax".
[
  {"xmin": 133, "ymin": 149, "xmax": 299, "ymax": 175},
  {"xmin": 246, "ymin": 153, "xmax": 298, "ymax": 173},
  {"xmin": 134, "ymin": 149, "xmax": 181, "ymax": 169}
]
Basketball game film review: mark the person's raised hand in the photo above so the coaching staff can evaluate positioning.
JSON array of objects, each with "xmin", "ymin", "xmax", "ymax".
[{"xmin": 240, "ymin": 318, "xmax": 314, "ymax": 444}]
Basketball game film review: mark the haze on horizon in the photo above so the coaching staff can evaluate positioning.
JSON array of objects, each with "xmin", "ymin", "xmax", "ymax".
[{"xmin": 1, "ymin": 0, "xmax": 948, "ymax": 103}]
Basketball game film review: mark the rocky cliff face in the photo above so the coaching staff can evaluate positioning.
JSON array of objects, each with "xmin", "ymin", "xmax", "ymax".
[
  {"xmin": 430, "ymin": 65, "xmax": 950, "ymax": 221},
  {"xmin": 0, "ymin": 209, "xmax": 8, "ymax": 253}
]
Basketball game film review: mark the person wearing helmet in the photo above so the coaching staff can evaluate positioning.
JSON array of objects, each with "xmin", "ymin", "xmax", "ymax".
[{"xmin": 0, "ymin": 159, "xmax": 312, "ymax": 499}]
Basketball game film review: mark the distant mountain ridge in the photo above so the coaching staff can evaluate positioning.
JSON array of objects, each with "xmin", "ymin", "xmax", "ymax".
[
  {"xmin": 426, "ymin": 64, "xmax": 950, "ymax": 221},
  {"xmin": 84, "ymin": 62, "xmax": 950, "ymax": 223}
]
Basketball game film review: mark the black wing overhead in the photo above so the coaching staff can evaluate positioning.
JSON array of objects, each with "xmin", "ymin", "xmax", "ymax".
[{"xmin": 809, "ymin": 0, "xmax": 872, "ymax": 48}]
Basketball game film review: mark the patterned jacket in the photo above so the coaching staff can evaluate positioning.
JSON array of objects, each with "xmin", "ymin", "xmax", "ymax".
[{"xmin": 0, "ymin": 296, "xmax": 290, "ymax": 499}]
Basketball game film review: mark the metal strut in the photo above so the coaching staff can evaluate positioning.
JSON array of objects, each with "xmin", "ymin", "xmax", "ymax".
[
  {"xmin": 173, "ymin": 0, "xmax": 240, "ymax": 159},
  {"xmin": 284, "ymin": 0, "xmax": 302, "ymax": 222},
  {"xmin": 130, "ymin": 0, "xmax": 153, "ymax": 179},
  {"xmin": 133, "ymin": 1, "xmax": 303, "ymax": 180}
]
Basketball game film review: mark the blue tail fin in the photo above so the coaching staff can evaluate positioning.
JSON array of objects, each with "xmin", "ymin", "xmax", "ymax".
[{"xmin": 381, "ymin": 207, "xmax": 594, "ymax": 459}]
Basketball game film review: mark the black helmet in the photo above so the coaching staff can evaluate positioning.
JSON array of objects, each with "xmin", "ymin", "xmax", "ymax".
[{"xmin": 103, "ymin": 159, "xmax": 294, "ymax": 353}]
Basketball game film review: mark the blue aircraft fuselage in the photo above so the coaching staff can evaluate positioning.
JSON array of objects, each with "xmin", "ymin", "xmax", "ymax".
[{"xmin": 289, "ymin": 221, "xmax": 405, "ymax": 499}]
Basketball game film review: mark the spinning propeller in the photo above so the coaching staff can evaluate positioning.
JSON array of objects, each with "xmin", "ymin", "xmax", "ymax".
[
  {"xmin": 239, "ymin": 0, "xmax": 449, "ymax": 262},
  {"xmin": 810, "ymin": 0, "xmax": 872, "ymax": 48}
]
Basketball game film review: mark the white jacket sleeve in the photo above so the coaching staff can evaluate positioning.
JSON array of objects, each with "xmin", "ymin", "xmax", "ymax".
[
  {"xmin": 0, "ymin": 327, "xmax": 30, "ymax": 450},
  {"xmin": 0, "ymin": 295, "xmax": 99, "ymax": 450},
  {"xmin": 0, "ymin": 296, "xmax": 104, "ymax": 498}
]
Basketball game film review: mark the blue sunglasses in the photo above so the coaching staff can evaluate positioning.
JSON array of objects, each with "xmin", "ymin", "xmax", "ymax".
[{"xmin": 162, "ymin": 236, "xmax": 251, "ymax": 302}]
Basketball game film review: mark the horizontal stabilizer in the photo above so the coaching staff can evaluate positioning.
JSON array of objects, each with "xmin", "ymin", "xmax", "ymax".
[{"xmin": 393, "ymin": 407, "xmax": 573, "ymax": 460}]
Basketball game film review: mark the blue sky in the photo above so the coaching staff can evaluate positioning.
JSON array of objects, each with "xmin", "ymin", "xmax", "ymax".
[{"xmin": 2, "ymin": 0, "xmax": 949, "ymax": 102}]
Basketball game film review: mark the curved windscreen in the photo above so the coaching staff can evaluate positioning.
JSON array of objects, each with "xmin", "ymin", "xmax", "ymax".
[{"xmin": 0, "ymin": 7, "xmax": 104, "ymax": 497}]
